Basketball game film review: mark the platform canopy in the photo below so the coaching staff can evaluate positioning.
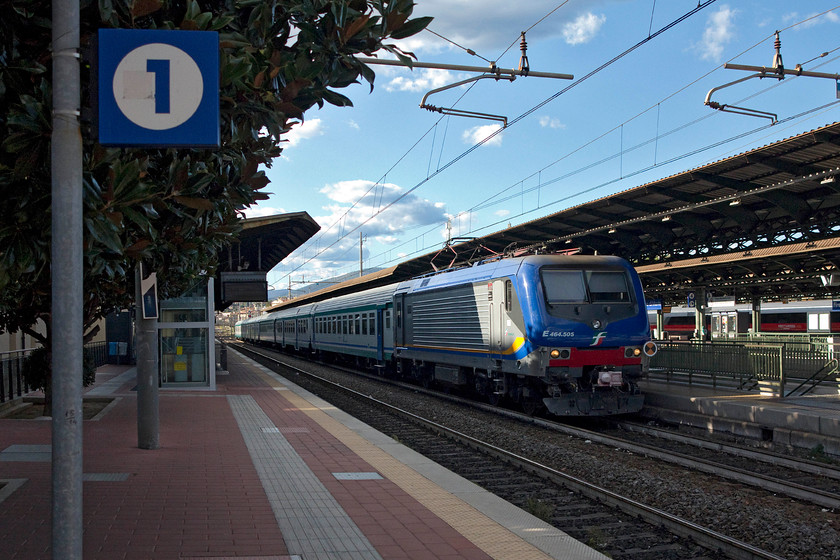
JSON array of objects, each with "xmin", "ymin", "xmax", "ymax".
[{"xmin": 215, "ymin": 212, "xmax": 319, "ymax": 310}]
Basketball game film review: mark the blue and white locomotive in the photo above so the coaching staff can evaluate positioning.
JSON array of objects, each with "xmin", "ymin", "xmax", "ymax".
[{"xmin": 237, "ymin": 254, "xmax": 656, "ymax": 416}]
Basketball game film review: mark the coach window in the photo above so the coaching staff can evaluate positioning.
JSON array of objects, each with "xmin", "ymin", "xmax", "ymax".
[
  {"xmin": 808, "ymin": 312, "xmax": 830, "ymax": 332},
  {"xmin": 361, "ymin": 313, "xmax": 368, "ymax": 335},
  {"xmin": 343, "ymin": 316, "xmax": 349, "ymax": 335},
  {"xmin": 355, "ymin": 314, "xmax": 361, "ymax": 334},
  {"xmin": 369, "ymin": 315, "xmax": 375, "ymax": 335},
  {"xmin": 385, "ymin": 309, "xmax": 392, "ymax": 329}
]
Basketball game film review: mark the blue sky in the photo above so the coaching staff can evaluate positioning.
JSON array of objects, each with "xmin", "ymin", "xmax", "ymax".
[{"xmin": 245, "ymin": 1, "xmax": 840, "ymax": 293}]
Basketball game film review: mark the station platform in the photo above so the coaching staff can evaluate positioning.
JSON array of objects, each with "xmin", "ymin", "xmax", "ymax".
[
  {"xmin": 638, "ymin": 379, "xmax": 840, "ymax": 457},
  {"xmin": 0, "ymin": 350, "xmax": 607, "ymax": 560}
]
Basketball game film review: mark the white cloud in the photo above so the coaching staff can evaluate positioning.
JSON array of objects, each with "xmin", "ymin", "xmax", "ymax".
[
  {"xmin": 347, "ymin": 120, "xmax": 360, "ymax": 130},
  {"xmin": 562, "ymin": 12, "xmax": 606, "ymax": 46},
  {"xmin": 389, "ymin": 1, "xmax": 598, "ymax": 57},
  {"xmin": 539, "ymin": 116, "xmax": 566, "ymax": 129},
  {"xmin": 695, "ymin": 5, "xmax": 737, "ymax": 62},
  {"xmin": 385, "ymin": 68, "xmax": 458, "ymax": 93},
  {"xmin": 798, "ymin": 11, "xmax": 840, "ymax": 28},
  {"xmin": 300, "ymin": 179, "xmax": 448, "ymax": 269},
  {"xmin": 462, "ymin": 123, "xmax": 504, "ymax": 146},
  {"xmin": 284, "ymin": 118, "xmax": 324, "ymax": 147}
]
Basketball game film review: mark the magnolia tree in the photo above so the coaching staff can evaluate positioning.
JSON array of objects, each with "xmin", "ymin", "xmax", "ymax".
[{"xmin": 0, "ymin": 0, "xmax": 431, "ymax": 412}]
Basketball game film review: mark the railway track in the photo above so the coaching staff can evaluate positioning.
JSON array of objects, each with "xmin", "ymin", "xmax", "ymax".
[{"xmin": 231, "ymin": 342, "xmax": 817, "ymax": 560}]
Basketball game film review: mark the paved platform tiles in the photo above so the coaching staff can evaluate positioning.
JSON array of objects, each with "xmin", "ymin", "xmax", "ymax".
[{"xmin": 0, "ymin": 353, "xmax": 607, "ymax": 559}]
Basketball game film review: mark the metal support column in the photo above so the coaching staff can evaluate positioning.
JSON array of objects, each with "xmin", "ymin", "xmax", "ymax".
[
  {"xmin": 656, "ymin": 309, "xmax": 665, "ymax": 340},
  {"xmin": 51, "ymin": 0, "xmax": 83, "ymax": 557}
]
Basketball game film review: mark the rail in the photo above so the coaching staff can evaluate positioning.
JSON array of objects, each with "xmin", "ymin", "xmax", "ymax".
[
  {"xmin": 0, "ymin": 341, "xmax": 110, "ymax": 404},
  {"xmin": 646, "ymin": 337, "xmax": 839, "ymax": 396}
]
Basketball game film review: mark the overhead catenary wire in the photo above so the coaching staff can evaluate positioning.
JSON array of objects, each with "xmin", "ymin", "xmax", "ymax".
[
  {"xmin": 452, "ymin": 7, "xmax": 840, "ymax": 226},
  {"xmin": 365, "ymin": 100, "xmax": 840, "ymax": 270},
  {"xmin": 282, "ymin": 2, "xmax": 840, "ymax": 284},
  {"xmin": 424, "ymin": 28, "xmax": 493, "ymax": 64},
  {"xmin": 345, "ymin": 17, "xmax": 840, "ymax": 275},
  {"xmin": 277, "ymin": 1, "xmax": 722, "ymax": 284},
  {"xmin": 494, "ymin": 1, "xmax": 572, "ymax": 62},
  {"xmin": 278, "ymin": 4, "xmax": 576, "ymax": 276}
]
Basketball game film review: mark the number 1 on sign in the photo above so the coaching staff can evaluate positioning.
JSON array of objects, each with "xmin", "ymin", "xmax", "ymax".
[{"xmin": 146, "ymin": 59, "xmax": 170, "ymax": 114}]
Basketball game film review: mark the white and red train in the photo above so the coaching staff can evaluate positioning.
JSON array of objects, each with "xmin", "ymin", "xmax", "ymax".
[{"xmin": 649, "ymin": 299, "xmax": 840, "ymax": 340}]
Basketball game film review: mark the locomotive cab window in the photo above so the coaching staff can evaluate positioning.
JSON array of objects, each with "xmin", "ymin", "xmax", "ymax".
[
  {"xmin": 541, "ymin": 269, "xmax": 632, "ymax": 305},
  {"xmin": 541, "ymin": 270, "xmax": 588, "ymax": 304},
  {"xmin": 588, "ymin": 271, "xmax": 630, "ymax": 302}
]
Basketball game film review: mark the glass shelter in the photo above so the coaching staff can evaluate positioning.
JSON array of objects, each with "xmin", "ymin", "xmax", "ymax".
[{"xmin": 158, "ymin": 278, "xmax": 216, "ymax": 389}]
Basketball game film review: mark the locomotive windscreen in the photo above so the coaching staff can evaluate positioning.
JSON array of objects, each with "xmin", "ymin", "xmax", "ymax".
[{"xmin": 541, "ymin": 269, "xmax": 632, "ymax": 305}]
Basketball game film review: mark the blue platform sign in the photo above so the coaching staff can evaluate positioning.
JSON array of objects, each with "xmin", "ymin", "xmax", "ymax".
[{"xmin": 98, "ymin": 29, "xmax": 219, "ymax": 147}]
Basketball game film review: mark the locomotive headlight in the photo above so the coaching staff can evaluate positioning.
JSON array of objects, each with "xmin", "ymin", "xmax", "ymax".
[
  {"xmin": 643, "ymin": 341, "xmax": 658, "ymax": 357},
  {"xmin": 549, "ymin": 348, "xmax": 571, "ymax": 359},
  {"xmin": 624, "ymin": 347, "xmax": 642, "ymax": 358}
]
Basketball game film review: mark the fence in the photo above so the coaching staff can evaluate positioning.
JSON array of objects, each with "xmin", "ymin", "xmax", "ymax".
[
  {"xmin": 0, "ymin": 349, "xmax": 34, "ymax": 404},
  {"xmin": 647, "ymin": 335, "xmax": 839, "ymax": 397},
  {"xmin": 0, "ymin": 341, "xmax": 111, "ymax": 404}
]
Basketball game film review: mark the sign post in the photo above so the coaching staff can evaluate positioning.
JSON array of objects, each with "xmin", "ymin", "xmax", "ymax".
[{"xmin": 98, "ymin": 28, "xmax": 220, "ymax": 450}]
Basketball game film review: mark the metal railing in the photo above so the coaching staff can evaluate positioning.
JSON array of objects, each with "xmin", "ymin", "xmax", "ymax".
[
  {"xmin": 0, "ymin": 349, "xmax": 34, "ymax": 404},
  {"xmin": 85, "ymin": 341, "xmax": 110, "ymax": 369},
  {"xmin": 0, "ymin": 342, "xmax": 111, "ymax": 404},
  {"xmin": 646, "ymin": 335, "xmax": 839, "ymax": 397}
]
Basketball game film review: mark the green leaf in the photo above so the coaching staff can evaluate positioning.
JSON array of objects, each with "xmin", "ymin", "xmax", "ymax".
[{"xmin": 390, "ymin": 16, "xmax": 433, "ymax": 40}]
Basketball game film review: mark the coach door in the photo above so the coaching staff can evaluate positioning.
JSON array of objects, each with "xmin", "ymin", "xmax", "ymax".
[
  {"xmin": 376, "ymin": 309, "xmax": 385, "ymax": 361},
  {"xmin": 394, "ymin": 293, "xmax": 406, "ymax": 348}
]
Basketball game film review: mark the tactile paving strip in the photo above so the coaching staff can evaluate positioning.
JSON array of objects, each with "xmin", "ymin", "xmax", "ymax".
[{"xmin": 228, "ymin": 394, "xmax": 383, "ymax": 560}]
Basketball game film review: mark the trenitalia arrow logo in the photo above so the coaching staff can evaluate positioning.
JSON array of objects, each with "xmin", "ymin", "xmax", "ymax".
[{"xmin": 590, "ymin": 332, "xmax": 608, "ymax": 346}]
